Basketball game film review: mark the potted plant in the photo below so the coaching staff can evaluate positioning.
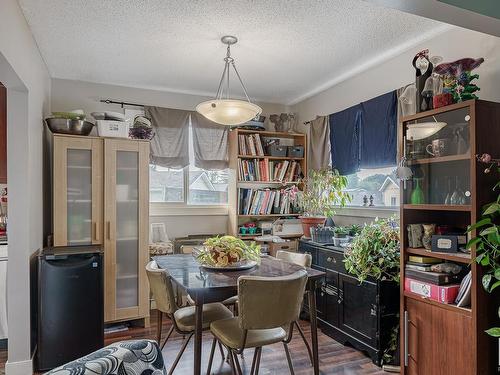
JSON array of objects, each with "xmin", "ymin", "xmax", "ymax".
[
  {"xmin": 333, "ymin": 226, "xmax": 350, "ymax": 246},
  {"xmin": 348, "ymin": 224, "xmax": 362, "ymax": 237},
  {"xmin": 294, "ymin": 169, "xmax": 351, "ymax": 238},
  {"xmin": 467, "ymin": 154, "xmax": 500, "ymax": 338}
]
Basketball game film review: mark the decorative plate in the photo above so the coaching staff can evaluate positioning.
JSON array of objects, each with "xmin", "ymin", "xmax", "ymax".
[{"xmin": 199, "ymin": 260, "xmax": 258, "ymax": 271}]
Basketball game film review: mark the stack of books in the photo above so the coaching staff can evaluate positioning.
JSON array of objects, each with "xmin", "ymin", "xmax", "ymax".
[
  {"xmin": 404, "ymin": 256, "xmax": 464, "ymax": 304},
  {"xmin": 239, "ymin": 187, "xmax": 295, "ymax": 215},
  {"xmin": 238, "ymin": 159, "xmax": 301, "ymax": 182},
  {"xmin": 239, "ymin": 133, "xmax": 264, "ymax": 156}
]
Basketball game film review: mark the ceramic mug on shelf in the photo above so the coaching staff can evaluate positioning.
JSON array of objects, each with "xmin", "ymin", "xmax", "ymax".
[{"xmin": 426, "ymin": 138, "xmax": 450, "ymax": 157}]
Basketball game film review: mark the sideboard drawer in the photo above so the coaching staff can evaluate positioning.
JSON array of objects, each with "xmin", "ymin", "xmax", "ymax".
[{"xmin": 318, "ymin": 250, "xmax": 344, "ymax": 272}]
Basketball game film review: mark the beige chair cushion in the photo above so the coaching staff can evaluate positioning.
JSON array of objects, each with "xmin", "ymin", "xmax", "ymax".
[
  {"xmin": 276, "ymin": 250, "xmax": 312, "ymax": 268},
  {"xmin": 174, "ymin": 302, "xmax": 233, "ymax": 332},
  {"xmin": 211, "ymin": 318, "xmax": 286, "ymax": 349}
]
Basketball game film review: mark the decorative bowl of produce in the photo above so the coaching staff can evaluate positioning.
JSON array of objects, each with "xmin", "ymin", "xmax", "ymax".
[{"xmin": 195, "ymin": 235, "xmax": 261, "ymax": 270}]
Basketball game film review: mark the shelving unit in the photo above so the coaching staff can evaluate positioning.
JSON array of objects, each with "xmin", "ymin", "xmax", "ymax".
[
  {"xmin": 399, "ymin": 100, "xmax": 500, "ymax": 375},
  {"xmin": 228, "ymin": 128, "xmax": 307, "ymax": 238}
]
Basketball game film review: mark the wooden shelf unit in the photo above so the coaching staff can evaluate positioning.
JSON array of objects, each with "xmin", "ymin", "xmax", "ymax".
[
  {"xmin": 399, "ymin": 100, "xmax": 500, "ymax": 375},
  {"xmin": 228, "ymin": 128, "xmax": 307, "ymax": 237}
]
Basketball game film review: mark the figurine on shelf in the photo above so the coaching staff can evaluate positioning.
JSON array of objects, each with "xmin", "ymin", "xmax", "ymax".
[
  {"xmin": 422, "ymin": 224, "xmax": 436, "ymax": 250},
  {"xmin": 434, "ymin": 57, "xmax": 484, "ymax": 103},
  {"xmin": 412, "ymin": 49, "xmax": 433, "ymax": 113},
  {"xmin": 269, "ymin": 113, "xmax": 289, "ymax": 132}
]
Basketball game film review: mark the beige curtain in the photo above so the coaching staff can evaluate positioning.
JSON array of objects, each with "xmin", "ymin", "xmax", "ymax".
[
  {"xmin": 145, "ymin": 106, "xmax": 190, "ymax": 169},
  {"xmin": 308, "ymin": 115, "xmax": 331, "ymax": 170},
  {"xmin": 191, "ymin": 112, "xmax": 228, "ymax": 170}
]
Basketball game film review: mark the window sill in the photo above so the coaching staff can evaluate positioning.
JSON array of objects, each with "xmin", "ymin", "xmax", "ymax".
[
  {"xmin": 150, "ymin": 202, "xmax": 229, "ymax": 217},
  {"xmin": 334, "ymin": 206, "xmax": 399, "ymax": 219}
]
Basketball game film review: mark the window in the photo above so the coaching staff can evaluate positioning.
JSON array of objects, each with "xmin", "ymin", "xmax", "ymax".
[
  {"xmin": 343, "ymin": 166, "xmax": 399, "ymax": 207},
  {"xmin": 149, "ymin": 115, "xmax": 228, "ymax": 206}
]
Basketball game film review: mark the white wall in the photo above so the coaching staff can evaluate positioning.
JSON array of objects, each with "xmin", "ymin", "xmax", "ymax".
[
  {"xmin": 292, "ymin": 27, "xmax": 500, "ymax": 124},
  {"xmin": 51, "ymin": 79, "xmax": 286, "ymax": 238},
  {"xmin": 0, "ymin": 0, "xmax": 51, "ymax": 373}
]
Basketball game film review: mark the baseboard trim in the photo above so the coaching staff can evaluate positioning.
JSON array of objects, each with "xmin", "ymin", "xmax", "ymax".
[{"xmin": 5, "ymin": 358, "xmax": 33, "ymax": 375}]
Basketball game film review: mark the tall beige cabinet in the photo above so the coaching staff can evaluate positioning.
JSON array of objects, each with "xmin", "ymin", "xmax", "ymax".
[{"xmin": 52, "ymin": 134, "xmax": 150, "ymax": 325}]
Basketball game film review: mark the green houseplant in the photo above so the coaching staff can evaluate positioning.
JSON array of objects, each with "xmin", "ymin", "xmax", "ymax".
[
  {"xmin": 467, "ymin": 154, "xmax": 500, "ymax": 337},
  {"xmin": 295, "ymin": 169, "xmax": 351, "ymax": 237},
  {"xmin": 344, "ymin": 218, "xmax": 400, "ymax": 283}
]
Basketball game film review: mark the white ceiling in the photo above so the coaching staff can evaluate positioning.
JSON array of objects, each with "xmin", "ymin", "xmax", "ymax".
[{"xmin": 19, "ymin": 0, "xmax": 446, "ymax": 105}]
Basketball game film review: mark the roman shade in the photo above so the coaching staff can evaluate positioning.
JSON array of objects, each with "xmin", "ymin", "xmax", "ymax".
[
  {"xmin": 191, "ymin": 112, "xmax": 229, "ymax": 170},
  {"xmin": 359, "ymin": 90, "xmax": 397, "ymax": 168},
  {"xmin": 329, "ymin": 105, "xmax": 361, "ymax": 175},
  {"xmin": 145, "ymin": 106, "xmax": 190, "ymax": 169}
]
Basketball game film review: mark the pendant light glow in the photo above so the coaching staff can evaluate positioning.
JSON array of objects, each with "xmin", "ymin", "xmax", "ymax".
[{"xmin": 196, "ymin": 36, "xmax": 262, "ymax": 126}]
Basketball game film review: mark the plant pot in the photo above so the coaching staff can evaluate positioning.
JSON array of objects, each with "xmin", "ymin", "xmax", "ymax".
[{"xmin": 300, "ymin": 216, "xmax": 326, "ymax": 238}]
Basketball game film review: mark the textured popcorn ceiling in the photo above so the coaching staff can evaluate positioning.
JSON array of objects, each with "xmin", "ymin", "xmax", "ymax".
[{"xmin": 19, "ymin": 0, "xmax": 446, "ymax": 105}]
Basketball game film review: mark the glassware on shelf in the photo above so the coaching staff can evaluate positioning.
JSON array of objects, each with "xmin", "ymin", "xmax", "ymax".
[
  {"xmin": 410, "ymin": 178, "xmax": 425, "ymax": 204},
  {"xmin": 450, "ymin": 176, "xmax": 466, "ymax": 205},
  {"xmin": 444, "ymin": 177, "xmax": 453, "ymax": 205}
]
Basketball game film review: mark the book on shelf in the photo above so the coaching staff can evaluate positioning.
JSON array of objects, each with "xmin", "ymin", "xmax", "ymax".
[
  {"xmin": 404, "ymin": 267, "xmax": 462, "ymax": 285},
  {"xmin": 408, "ymin": 255, "xmax": 442, "ymax": 264},
  {"xmin": 239, "ymin": 133, "xmax": 264, "ymax": 156},
  {"xmin": 238, "ymin": 159, "xmax": 302, "ymax": 182},
  {"xmin": 405, "ymin": 261, "xmax": 433, "ymax": 272},
  {"xmin": 239, "ymin": 187, "xmax": 295, "ymax": 215},
  {"xmin": 404, "ymin": 277, "xmax": 460, "ymax": 304}
]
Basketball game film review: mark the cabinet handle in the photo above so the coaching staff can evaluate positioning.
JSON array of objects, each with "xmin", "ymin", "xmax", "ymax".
[
  {"xmin": 326, "ymin": 256, "xmax": 337, "ymax": 264},
  {"xmin": 107, "ymin": 221, "xmax": 111, "ymax": 240},
  {"xmin": 404, "ymin": 310, "xmax": 410, "ymax": 367},
  {"xmin": 93, "ymin": 222, "xmax": 100, "ymax": 242}
]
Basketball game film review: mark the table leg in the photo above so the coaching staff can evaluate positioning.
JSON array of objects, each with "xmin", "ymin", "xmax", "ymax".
[
  {"xmin": 194, "ymin": 296, "xmax": 203, "ymax": 375},
  {"xmin": 308, "ymin": 280, "xmax": 320, "ymax": 375}
]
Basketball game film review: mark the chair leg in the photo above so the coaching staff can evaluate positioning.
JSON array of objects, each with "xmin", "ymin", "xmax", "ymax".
[
  {"xmin": 156, "ymin": 311, "xmax": 163, "ymax": 344},
  {"xmin": 217, "ymin": 341, "xmax": 226, "ymax": 361},
  {"xmin": 206, "ymin": 338, "xmax": 217, "ymax": 375},
  {"xmin": 168, "ymin": 332, "xmax": 193, "ymax": 375},
  {"xmin": 232, "ymin": 350, "xmax": 243, "ymax": 375},
  {"xmin": 250, "ymin": 347, "xmax": 260, "ymax": 375},
  {"xmin": 254, "ymin": 347, "xmax": 262, "ymax": 375},
  {"xmin": 295, "ymin": 321, "xmax": 314, "ymax": 366},
  {"xmin": 161, "ymin": 325, "xmax": 174, "ymax": 350},
  {"xmin": 227, "ymin": 348, "xmax": 238, "ymax": 375},
  {"xmin": 283, "ymin": 342, "xmax": 295, "ymax": 375}
]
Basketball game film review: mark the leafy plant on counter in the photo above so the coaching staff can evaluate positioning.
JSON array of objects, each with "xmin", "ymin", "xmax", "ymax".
[
  {"xmin": 348, "ymin": 224, "xmax": 362, "ymax": 237},
  {"xmin": 196, "ymin": 235, "xmax": 261, "ymax": 267},
  {"xmin": 295, "ymin": 169, "xmax": 351, "ymax": 217},
  {"xmin": 344, "ymin": 218, "xmax": 400, "ymax": 284},
  {"xmin": 467, "ymin": 153, "xmax": 500, "ymax": 337},
  {"xmin": 333, "ymin": 226, "xmax": 349, "ymax": 238}
]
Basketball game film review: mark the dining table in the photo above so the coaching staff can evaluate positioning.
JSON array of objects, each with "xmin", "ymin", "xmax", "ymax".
[{"xmin": 154, "ymin": 254, "xmax": 325, "ymax": 375}]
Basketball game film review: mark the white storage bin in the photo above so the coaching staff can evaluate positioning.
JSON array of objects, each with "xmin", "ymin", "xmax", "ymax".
[{"xmin": 96, "ymin": 120, "xmax": 129, "ymax": 138}]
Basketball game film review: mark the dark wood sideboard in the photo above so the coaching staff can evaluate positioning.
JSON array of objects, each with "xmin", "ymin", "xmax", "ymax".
[{"xmin": 298, "ymin": 239, "xmax": 399, "ymax": 365}]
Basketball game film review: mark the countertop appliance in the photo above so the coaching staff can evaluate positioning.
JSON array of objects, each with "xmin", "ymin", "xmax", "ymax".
[{"xmin": 35, "ymin": 246, "xmax": 103, "ymax": 371}]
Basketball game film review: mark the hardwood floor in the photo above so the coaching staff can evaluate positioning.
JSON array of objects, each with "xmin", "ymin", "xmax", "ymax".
[{"xmin": 0, "ymin": 310, "xmax": 389, "ymax": 374}]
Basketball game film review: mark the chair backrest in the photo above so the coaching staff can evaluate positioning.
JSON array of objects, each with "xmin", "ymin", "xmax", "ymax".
[
  {"xmin": 238, "ymin": 270, "xmax": 308, "ymax": 330},
  {"xmin": 276, "ymin": 250, "xmax": 312, "ymax": 268},
  {"xmin": 145, "ymin": 260, "xmax": 178, "ymax": 314}
]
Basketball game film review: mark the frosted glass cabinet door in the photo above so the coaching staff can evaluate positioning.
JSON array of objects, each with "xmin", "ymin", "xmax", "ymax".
[
  {"xmin": 104, "ymin": 139, "xmax": 149, "ymax": 322},
  {"xmin": 53, "ymin": 136, "xmax": 103, "ymax": 247}
]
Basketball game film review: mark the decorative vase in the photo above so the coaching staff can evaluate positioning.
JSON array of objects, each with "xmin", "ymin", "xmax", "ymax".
[
  {"xmin": 410, "ymin": 179, "xmax": 425, "ymax": 204},
  {"xmin": 422, "ymin": 224, "xmax": 436, "ymax": 250},
  {"xmin": 300, "ymin": 216, "xmax": 326, "ymax": 238}
]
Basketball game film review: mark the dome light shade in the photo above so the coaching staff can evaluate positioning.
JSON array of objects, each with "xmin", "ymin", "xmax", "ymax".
[
  {"xmin": 196, "ymin": 99, "xmax": 262, "ymax": 126},
  {"xmin": 197, "ymin": 35, "xmax": 261, "ymax": 126}
]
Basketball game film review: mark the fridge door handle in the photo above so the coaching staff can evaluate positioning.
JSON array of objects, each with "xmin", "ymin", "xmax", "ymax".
[{"xmin": 93, "ymin": 221, "xmax": 100, "ymax": 242}]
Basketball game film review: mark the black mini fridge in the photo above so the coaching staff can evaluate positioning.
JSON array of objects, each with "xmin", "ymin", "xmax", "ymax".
[{"xmin": 35, "ymin": 246, "xmax": 104, "ymax": 371}]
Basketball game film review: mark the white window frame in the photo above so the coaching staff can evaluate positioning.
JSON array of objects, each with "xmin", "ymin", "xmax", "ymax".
[{"xmin": 150, "ymin": 165, "xmax": 229, "ymax": 216}]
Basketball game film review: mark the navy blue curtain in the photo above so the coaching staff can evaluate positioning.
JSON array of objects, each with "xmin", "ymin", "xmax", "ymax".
[
  {"xmin": 329, "ymin": 105, "xmax": 361, "ymax": 175},
  {"xmin": 359, "ymin": 90, "xmax": 397, "ymax": 168}
]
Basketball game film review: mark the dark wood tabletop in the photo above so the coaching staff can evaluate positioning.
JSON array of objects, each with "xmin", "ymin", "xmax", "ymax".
[{"xmin": 154, "ymin": 254, "xmax": 324, "ymax": 295}]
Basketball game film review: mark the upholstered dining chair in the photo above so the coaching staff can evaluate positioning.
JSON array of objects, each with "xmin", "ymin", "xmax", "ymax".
[
  {"xmin": 207, "ymin": 270, "xmax": 308, "ymax": 375},
  {"xmin": 146, "ymin": 260, "xmax": 233, "ymax": 375},
  {"xmin": 275, "ymin": 250, "xmax": 314, "ymax": 365}
]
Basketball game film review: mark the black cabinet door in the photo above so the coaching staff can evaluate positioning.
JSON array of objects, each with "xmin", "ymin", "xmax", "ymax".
[
  {"xmin": 338, "ymin": 273, "xmax": 378, "ymax": 348},
  {"xmin": 312, "ymin": 265, "xmax": 326, "ymax": 320},
  {"xmin": 324, "ymin": 269, "xmax": 339, "ymax": 326}
]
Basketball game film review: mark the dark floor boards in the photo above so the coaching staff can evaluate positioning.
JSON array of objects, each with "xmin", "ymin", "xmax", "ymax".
[{"xmin": 0, "ymin": 310, "xmax": 389, "ymax": 374}]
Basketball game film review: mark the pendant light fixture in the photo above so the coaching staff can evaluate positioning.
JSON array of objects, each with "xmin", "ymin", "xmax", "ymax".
[{"xmin": 196, "ymin": 35, "xmax": 262, "ymax": 126}]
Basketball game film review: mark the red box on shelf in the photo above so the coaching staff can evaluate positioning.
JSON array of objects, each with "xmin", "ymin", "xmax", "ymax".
[{"xmin": 404, "ymin": 277, "xmax": 460, "ymax": 304}]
